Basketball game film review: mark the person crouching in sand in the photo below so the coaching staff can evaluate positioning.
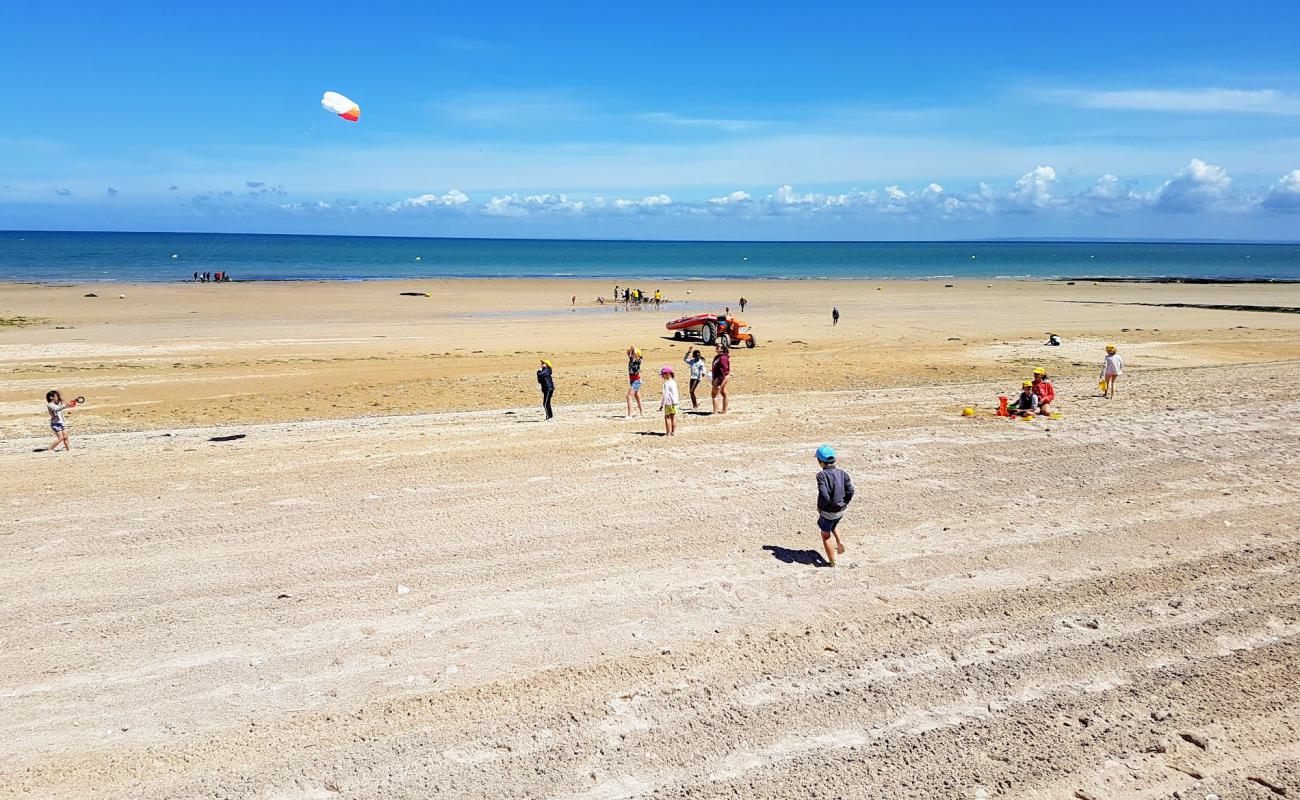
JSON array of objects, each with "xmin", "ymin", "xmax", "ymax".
[
  {"xmin": 626, "ymin": 346, "xmax": 644, "ymax": 417},
  {"xmin": 814, "ymin": 445, "xmax": 854, "ymax": 567},
  {"xmin": 1101, "ymin": 344, "xmax": 1123, "ymax": 398},
  {"xmin": 1011, "ymin": 381, "xmax": 1039, "ymax": 417},
  {"xmin": 659, "ymin": 366, "xmax": 679, "ymax": 436},
  {"xmin": 1031, "ymin": 367, "xmax": 1055, "ymax": 415},
  {"xmin": 45, "ymin": 390, "xmax": 77, "ymax": 452}
]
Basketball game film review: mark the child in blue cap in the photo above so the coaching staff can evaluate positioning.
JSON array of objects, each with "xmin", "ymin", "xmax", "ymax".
[{"xmin": 815, "ymin": 445, "xmax": 854, "ymax": 567}]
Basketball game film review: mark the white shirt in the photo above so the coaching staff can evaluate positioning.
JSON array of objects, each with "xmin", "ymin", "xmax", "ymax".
[
  {"xmin": 661, "ymin": 378, "xmax": 679, "ymax": 407},
  {"xmin": 684, "ymin": 353, "xmax": 707, "ymax": 380},
  {"xmin": 48, "ymin": 401, "xmax": 68, "ymax": 425},
  {"xmin": 1102, "ymin": 353, "xmax": 1124, "ymax": 376}
]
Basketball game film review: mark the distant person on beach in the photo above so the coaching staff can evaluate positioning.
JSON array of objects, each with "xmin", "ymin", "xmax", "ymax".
[
  {"xmin": 1011, "ymin": 381, "xmax": 1039, "ymax": 417},
  {"xmin": 711, "ymin": 343, "xmax": 730, "ymax": 414},
  {"xmin": 571, "ymin": 294, "xmax": 576, "ymax": 309},
  {"xmin": 626, "ymin": 346, "xmax": 644, "ymax": 417},
  {"xmin": 1100, "ymin": 344, "xmax": 1124, "ymax": 398},
  {"xmin": 814, "ymin": 445, "xmax": 854, "ymax": 567},
  {"xmin": 1031, "ymin": 368, "xmax": 1055, "ymax": 415},
  {"xmin": 537, "ymin": 359, "xmax": 555, "ymax": 420},
  {"xmin": 683, "ymin": 347, "xmax": 707, "ymax": 409},
  {"xmin": 193, "ymin": 271, "xmax": 199, "ymax": 282},
  {"xmin": 739, "ymin": 296, "xmax": 747, "ymax": 313},
  {"xmin": 659, "ymin": 366, "xmax": 679, "ymax": 436},
  {"xmin": 832, "ymin": 307, "xmax": 840, "ymax": 326},
  {"xmin": 45, "ymin": 390, "xmax": 77, "ymax": 452},
  {"xmin": 1046, "ymin": 332, "xmax": 1061, "ymax": 346}
]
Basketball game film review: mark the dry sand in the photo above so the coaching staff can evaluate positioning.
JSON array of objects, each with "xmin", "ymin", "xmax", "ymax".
[{"xmin": 2, "ymin": 279, "xmax": 1299, "ymax": 798}]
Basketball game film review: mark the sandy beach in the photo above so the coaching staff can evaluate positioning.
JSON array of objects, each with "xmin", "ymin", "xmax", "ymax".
[{"xmin": 3, "ymin": 278, "xmax": 1299, "ymax": 798}]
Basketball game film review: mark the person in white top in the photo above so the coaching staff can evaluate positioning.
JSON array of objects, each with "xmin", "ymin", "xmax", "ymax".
[
  {"xmin": 1100, "ymin": 344, "xmax": 1124, "ymax": 399},
  {"xmin": 659, "ymin": 366, "xmax": 680, "ymax": 437},
  {"xmin": 45, "ymin": 389, "xmax": 79, "ymax": 452},
  {"xmin": 683, "ymin": 347, "xmax": 707, "ymax": 409}
]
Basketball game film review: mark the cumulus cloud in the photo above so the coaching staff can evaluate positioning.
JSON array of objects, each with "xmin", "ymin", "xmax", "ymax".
[
  {"xmin": 1151, "ymin": 158, "xmax": 1232, "ymax": 213},
  {"xmin": 246, "ymin": 181, "xmax": 265, "ymax": 188},
  {"xmin": 389, "ymin": 189, "xmax": 470, "ymax": 211},
  {"xmin": 168, "ymin": 184, "xmax": 179, "ymax": 191},
  {"xmin": 54, "ymin": 187, "xmax": 72, "ymax": 196},
  {"xmin": 1261, "ymin": 169, "xmax": 1300, "ymax": 213},
  {"xmin": 200, "ymin": 161, "xmax": 1297, "ymax": 224},
  {"xmin": 1005, "ymin": 165, "xmax": 1060, "ymax": 212},
  {"xmin": 709, "ymin": 190, "xmax": 751, "ymax": 205}
]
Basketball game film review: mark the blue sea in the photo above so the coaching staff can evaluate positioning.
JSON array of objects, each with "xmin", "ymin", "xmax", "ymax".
[{"xmin": 1, "ymin": 231, "xmax": 1298, "ymax": 283}]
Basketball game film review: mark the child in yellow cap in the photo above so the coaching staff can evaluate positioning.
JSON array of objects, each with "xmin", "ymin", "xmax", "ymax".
[
  {"xmin": 1011, "ymin": 381, "xmax": 1040, "ymax": 417},
  {"xmin": 1100, "ymin": 344, "xmax": 1123, "ymax": 399}
]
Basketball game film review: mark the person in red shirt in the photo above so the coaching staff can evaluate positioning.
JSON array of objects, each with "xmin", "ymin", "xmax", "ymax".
[
  {"xmin": 1031, "ymin": 368, "xmax": 1055, "ymax": 415},
  {"xmin": 710, "ymin": 343, "xmax": 731, "ymax": 414}
]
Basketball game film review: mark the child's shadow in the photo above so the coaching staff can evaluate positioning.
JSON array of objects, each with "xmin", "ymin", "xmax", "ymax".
[
  {"xmin": 762, "ymin": 544, "xmax": 829, "ymax": 567},
  {"xmin": 633, "ymin": 431, "xmax": 667, "ymax": 437}
]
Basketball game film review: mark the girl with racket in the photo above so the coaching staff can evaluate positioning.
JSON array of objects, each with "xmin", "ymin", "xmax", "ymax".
[{"xmin": 45, "ymin": 390, "xmax": 82, "ymax": 452}]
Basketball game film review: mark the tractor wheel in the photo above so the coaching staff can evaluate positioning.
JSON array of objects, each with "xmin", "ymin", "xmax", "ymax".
[
  {"xmin": 745, "ymin": 336, "xmax": 756, "ymax": 349},
  {"xmin": 700, "ymin": 323, "xmax": 716, "ymax": 345},
  {"xmin": 673, "ymin": 331, "xmax": 682, "ymax": 340},
  {"xmin": 719, "ymin": 334, "xmax": 731, "ymax": 350}
]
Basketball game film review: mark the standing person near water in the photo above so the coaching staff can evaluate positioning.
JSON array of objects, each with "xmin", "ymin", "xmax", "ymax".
[
  {"xmin": 739, "ymin": 296, "xmax": 747, "ymax": 313},
  {"xmin": 710, "ymin": 343, "xmax": 730, "ymax": 414},
  {"xmin": 683, "ymin": 347, "xmax": 707, "ymax": 409},
  {"xmin": 537, "ymin": 359, "xmax": 555, "ymax": 420},
  {"xmin": 832, "ymin": 307, "xmax": 840, "ymax": 326},
  {"xmin": 626, "ymin": 346, "xmax": 644, "ymax": 417}
]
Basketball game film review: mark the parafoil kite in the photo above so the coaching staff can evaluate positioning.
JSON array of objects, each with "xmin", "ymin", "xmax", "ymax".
[{"xmin": 321, "ymin": 91, "xmax": 360, "ymax": 122}]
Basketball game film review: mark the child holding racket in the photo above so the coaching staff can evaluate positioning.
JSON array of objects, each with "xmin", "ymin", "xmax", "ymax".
[{"xmin": 45, "ymin": 390, "xmax": 82, "ymax": 452}]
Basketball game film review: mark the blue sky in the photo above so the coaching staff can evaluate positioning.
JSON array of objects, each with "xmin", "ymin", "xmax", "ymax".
[{"xmin": 3, "ymin": 1, "xmax": 1300, "ymax": 239}]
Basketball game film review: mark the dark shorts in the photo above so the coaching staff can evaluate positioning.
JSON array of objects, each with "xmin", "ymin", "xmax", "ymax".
[
  {"xmin": 817, "ymin": 515, "xmax": 842, "ymax": 534},
  {"xmin": 50, "ymin": 422, "xmax": 65, "ymax": 433}
]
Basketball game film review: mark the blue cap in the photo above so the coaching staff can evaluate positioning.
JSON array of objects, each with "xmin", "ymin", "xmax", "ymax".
[{"xmin": 815, "ymin": 445, "xmax": 836, "ymax": 463}]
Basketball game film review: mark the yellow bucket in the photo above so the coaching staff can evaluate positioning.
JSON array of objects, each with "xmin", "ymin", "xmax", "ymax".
[{"xmin": 1098, "ymin": 379, "xmax": 1108, "ymax": 392}]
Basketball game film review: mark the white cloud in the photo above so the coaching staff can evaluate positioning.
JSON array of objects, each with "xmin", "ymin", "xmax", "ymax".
[
  {"xmin": 1151, "ymin": 158, "xmax": 1232, "ymax": 213},
  {"xmin": 1048, "ymin": 87, "xmax": 1300, "ymax": 115},
  {"xmin": 1261, "ymin": 169, "xmax": 1300, "ymax": 213},
  {"xmin": 638, "ymin": 112, "xmax": 766, "ymax": 132},
  {"xmin": 1005, "ymin": 165, "xmax": 1060, "ymax": 211},
  {"xmin": 485, "ymin": 192, "xmax": 587, "ymax": 217},
  {"xmin": 709, "ymin": 190, "xmax": 751, "ymax": 205},
  {"xmin": 389, "ymin": 189, "xmax": 470, "ymax": 211},
  {"xmin": 223, "ymin": 161, "xmax": 1297, "ymax": 225}
]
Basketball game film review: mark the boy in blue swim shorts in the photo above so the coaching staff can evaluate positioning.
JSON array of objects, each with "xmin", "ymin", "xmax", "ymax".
[{"xmin": 814, "ymin": 445, "xmax": 854, "ymax": 567}]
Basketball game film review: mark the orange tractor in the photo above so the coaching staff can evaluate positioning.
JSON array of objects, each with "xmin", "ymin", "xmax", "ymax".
[{"xmin": 665, "ymin": 313, "xmax": 757, "ymax": 348}]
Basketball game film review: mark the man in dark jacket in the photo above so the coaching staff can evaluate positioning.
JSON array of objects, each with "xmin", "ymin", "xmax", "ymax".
[
  {"xmin": 814, "ymin": 445, "xmax": 854, "ymax": 567},
  {"xmin": 537, "ymin": 359, "xmax": 555, "ymax": 420}
]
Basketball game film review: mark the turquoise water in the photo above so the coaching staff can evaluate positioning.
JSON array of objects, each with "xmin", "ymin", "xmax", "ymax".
[{"xmin": 1, "ymin": 231, "xmax": 1297, "ymax": 282}]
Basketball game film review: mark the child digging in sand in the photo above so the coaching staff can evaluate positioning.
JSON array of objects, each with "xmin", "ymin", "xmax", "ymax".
[
  {"xmin": 814, "ymin": 445, "xmax": 854, "ymax": 567},
  {"xmin": 45, "ymin": 390, "xmax": 79, "ymax": 452},
  {"xmin": 659, "ymin": 367, "xmax": 679, "ymax": 436}
]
